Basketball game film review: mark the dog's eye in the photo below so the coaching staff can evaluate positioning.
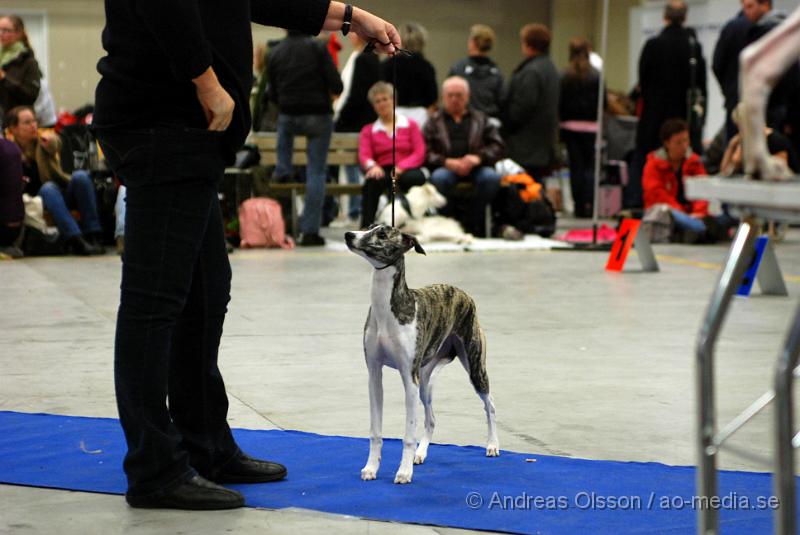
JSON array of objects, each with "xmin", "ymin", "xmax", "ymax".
[{"xmin": 376, "ymin": 230, "xmax": 387, "ymax": 239}]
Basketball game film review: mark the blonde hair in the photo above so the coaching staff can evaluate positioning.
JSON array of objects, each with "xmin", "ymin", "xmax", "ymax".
[
  {"xmin": 368, "ymin": 81, "xmax": 394, "ymax": 103},
  {"xmin": 469, "ymin": 24, "xmax": 495, "ymax": 53},
  {"xmin": 399, "ymin": 22, "xmax": 428, "ymax": 54}
]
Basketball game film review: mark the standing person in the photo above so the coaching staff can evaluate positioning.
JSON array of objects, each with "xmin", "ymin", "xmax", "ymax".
[
  {"xmin": 358, "ymin": 81, "xmax": 427, "ymax": 227},
  {"xmin": 448, "ymin": 24, "xmax": 504, "ymax": 121},
  {"xmin": 560, "ymin": 37, "xmax": 604, "ymax": 218},
  {"xmin": 425, "ymin": 76, "xmax": 505, "ymax": 237},
  {"xmin": 93, "ymin": 0, "xmax": 400, "ymax": 511},
  {"xmin": 381, "ymin": 22, "xmax": 437, "ymax": 128},
  {"xmin": 267, "ymin": 29, "xmax": 343, "ymax": 246},
  {"xmin": 0, "ymin": 15, "xmax": 41, "ymax": 124},
  {"xmin": 334, "ymin": 32, "xmax": 380, "ymax": 224},
  {"xmin": 712, "ymin": 5, "xmax": 752, "ymax": 141},
  {"xmin": 501, "ymin": 23, "xmax": 560, "ymax": 180},
  {"xmin": 630, "ymin": 0, "xmax": 706, "ymax": 208}
]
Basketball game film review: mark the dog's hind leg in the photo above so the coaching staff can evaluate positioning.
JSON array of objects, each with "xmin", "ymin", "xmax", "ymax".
[
  {"xmin": 414, "ymin": 358, "xmax": 449, "ymax": 464},
  {"xmin": 456, "ymin": 324, "xmax": 500, "ymax": 457},
  {"xmin": 394, "ymin": 369, "xmax": 419, "ymax": 484}
]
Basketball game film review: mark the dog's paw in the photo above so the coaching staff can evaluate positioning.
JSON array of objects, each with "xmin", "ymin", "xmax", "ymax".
[
  {"xmin": 486, "ymin": 444, "xmax": 500, "ymax": 457},
  {"xmin": 361, "ymin": 466, "xmax": 378, "ymax": 480},
  {"xmin": 394, "ymin": 469, "xmax": 413, "ymax": 484},
  {"xmin": 413, "ymin": 452, "xmax": 426, "ymax": 465}
]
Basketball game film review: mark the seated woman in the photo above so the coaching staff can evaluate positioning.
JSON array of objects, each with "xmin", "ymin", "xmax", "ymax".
[
  {"xmin": 358, "ymin": 81, "xmax": 427, "ymax": 227},
  {"xmin": 643, "ymin": 118, "xmax": 733, "ymax": 243},
  {"xmin": 7, "ymin": 106, "xmax": 103, "ymax": 255}
]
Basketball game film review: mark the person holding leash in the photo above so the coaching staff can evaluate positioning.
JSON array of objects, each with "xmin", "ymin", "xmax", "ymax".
[{"xmin": 93, "ymin": 0, "xmax": 400, "ymax": 511}]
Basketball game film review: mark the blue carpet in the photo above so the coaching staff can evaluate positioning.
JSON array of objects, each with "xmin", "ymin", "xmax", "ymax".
[{"xmin": 0, "ymin": 411, "xmax": 791, "ymax": 534}]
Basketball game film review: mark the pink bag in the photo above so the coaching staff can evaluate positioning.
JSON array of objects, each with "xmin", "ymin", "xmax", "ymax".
[{"xmin": 238, "ymin": 198, "xmax": 295, "ymax": 249}]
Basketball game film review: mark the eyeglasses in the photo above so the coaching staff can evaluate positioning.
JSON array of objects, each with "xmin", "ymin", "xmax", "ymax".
[{"xmin": 0, "ymin": 28, "xmax": 17, "ymax": 34}]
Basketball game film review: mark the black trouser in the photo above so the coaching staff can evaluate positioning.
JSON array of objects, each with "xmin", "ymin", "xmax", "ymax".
[
  {"xmin": 561, "ymin": 130, "xmax": 596, "ymax": 217},
  {"xmin": 0, "ymin": 224, "xmax": 21, "ymax": 246},
  {"xmin": 96, "ymin": 127, "xmax": 238, "ymax": 497},
  {"xmin": 360, "ymin": 166, "xmax": 426, "ymax": 228}
]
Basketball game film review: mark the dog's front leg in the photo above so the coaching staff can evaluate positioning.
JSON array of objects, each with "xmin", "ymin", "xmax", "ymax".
[
  {"xmin": 394, "ymin": 370, "xmax": 419, "ymax": 484},
  {"xmin": 361, "ymin": 363, "xmax": 383, "ymax": 480}
]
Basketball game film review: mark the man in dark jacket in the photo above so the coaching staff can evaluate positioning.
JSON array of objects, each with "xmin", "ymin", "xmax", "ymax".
[
  {"xmin": 268, "ymin": 30, "xmax": 343, "ymax": 246},
  {"xmin": 425, "ymin": 76, "xmax": 505, "ymax": 237},
  {"xmin": 93, "ymin": 0, "xmax": 399, "ymax": 511},
  {"xmin": 448, "ymin": 24, "xmax": 504, "ymax": 120},
  {"xmin": 630, "ymin": 0, "xmax": 706, "ymax": 208},
  {"xmin": 712, "ymin": 9, "xmax": 752, "ymax": 141},
  {"xmin": 500, "ymin": 23, "xmax": 559, "ymax": 179}
]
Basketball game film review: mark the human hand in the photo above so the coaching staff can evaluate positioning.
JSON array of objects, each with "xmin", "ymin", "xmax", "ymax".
[
  {"xmin": 365, "ymin": 165, "xmax": 385, "ymax": 179},
  {"xmin": 0, "ymin": 68, "xmax": 5, "ymax": 80},
  {"xmin": 393, "ymin": 166, "xmax": 404, "ymax": 177},
  {"xmin": 192, "ymin": 67, "xmax": 234, "ymax": 131},
  {"xmin": 463, "ymin": 154, "xmax": 481, "ymax": 172},
  {"xmin": 350, "ymin": 6, "xmax": 400, "ymax": 54},
  {"xmin": 40, "ymin": 132, "xmax": 55, "ymax": 149}
]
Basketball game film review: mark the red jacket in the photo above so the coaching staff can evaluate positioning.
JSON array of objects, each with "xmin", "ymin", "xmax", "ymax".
[{"xmin": 642, "ymin": 148, "xmax": 709, "ymax": 216}]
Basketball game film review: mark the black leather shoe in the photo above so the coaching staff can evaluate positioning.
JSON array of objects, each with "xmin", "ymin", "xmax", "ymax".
[
  {"xmin": 213, "ymin": 453, "xmax": 287, "ymax": 484},
  {"xmin": 67, "ymin": 236, "xmax": 103, "ymax": 256},
  {"xmin": 126, "ymin": 475, "xmax": 245, "ymax": 510},
  {"xmin": 297, "ymin": 233, "xmax": 325, "ymax": 247}
]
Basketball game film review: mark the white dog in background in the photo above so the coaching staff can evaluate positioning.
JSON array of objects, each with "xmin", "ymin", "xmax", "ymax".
[{"xmin": 376, "ymin": 184, "xmax": 474, "ymax": 244}]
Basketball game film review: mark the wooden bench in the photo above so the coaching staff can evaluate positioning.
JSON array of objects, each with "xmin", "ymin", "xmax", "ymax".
[{"xmin": 240, "ymin": 132, "xmax": 491, "ymax": 238}]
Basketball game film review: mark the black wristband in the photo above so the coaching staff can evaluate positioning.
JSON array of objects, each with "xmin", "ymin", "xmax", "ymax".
[{"xmin": 341, "ymin": 4, "xmax": 353, "ymax": 36}]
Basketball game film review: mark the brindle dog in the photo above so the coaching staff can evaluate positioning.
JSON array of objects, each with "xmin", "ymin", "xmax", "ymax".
[{"xmin": 345, "ymin": 224, "xmax": 499, "ymax": 484}]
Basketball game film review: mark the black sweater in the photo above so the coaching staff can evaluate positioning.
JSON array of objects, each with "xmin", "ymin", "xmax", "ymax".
[
  {"xmin": 94, "ymin": 0, "xmax": 330, "ymax": 158},
  {"xmin": 267, "ymin": 32, "xmax": 343, "ymax": 116}
]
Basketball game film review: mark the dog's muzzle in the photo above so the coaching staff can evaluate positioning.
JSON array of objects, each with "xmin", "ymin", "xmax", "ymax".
[{"xmin": 345, "ymin": 232, "xmax": 356, "ymax": 249}]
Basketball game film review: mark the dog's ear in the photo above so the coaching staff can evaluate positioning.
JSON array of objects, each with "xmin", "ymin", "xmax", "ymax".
[{"xmin": 402, "ymin": 233, "xmax": 426, "ymax": 255}]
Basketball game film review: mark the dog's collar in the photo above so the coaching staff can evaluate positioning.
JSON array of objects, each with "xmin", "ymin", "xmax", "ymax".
[{"xmin": 375, "ymin": 258, "xmax": 400, "ymax": 270}]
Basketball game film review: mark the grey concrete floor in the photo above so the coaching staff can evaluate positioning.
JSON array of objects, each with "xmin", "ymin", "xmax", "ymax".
[{"xmin": 1, "ymin": 220, "xmax": 799, "ymax": 534}]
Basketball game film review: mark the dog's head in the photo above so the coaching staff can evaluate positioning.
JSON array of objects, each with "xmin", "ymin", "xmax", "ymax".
[
  {"xmin": 405, "ymin": 183, "xmax": 447, "ymax": 219},
  {"xmin": 345, "ymin": 224, "xmax": 426, "ymax": 268}
]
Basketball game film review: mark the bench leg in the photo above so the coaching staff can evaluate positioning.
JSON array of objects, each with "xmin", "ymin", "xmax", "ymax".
[{"xmin": 291, "ymin": 188, "xmax": 299, "ymax": 240}]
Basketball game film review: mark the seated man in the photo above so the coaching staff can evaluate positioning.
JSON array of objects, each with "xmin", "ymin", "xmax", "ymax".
[
  {"xmin": 643, "ymin": 118, "xmax": 733, "ymax": 243},
  {"xmin": 423, "ymin": 76, "xmax": 505, "ymax": 237},
  {"xmin": 7, "ymin": 105, "xmax": 103, "ymax": 255}
]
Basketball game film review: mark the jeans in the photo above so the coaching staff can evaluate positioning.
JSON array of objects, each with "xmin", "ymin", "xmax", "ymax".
[
  {"xmin": 670, "ymin": 209, "xmax": 707, "ymax": 233},
  {"xmin": 115, "ymin": 185, "xmax": 126, "ymax": 239},
  {"xmin": 562, "ymin": 130, "xmax": 596, "ymax": 217},
  {"xmin": 275, "ymin": 114, "xmax": 333, "ymax": 235},
  {"xmin": 430, "ymin": 165, "xmax": 501, "ymax": 237},
  {"xmin": 344, "ymin": 165, "xmax": 362, "ymax": 219},
  {"xmin": 38, "ymin": 170, "xmax": 102, "ymax": 239},
  {"xmin": 361, "ymin": 167, "xmax": 427, "ymax": 228},
  {"xmin": 95, "ymin": 126, "xmax": 238, "ymax": 497}
]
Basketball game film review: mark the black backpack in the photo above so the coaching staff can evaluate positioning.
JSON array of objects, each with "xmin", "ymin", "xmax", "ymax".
[{"xmin": 492, "ymin": 184, "xmax": 557, "ymax": 237}]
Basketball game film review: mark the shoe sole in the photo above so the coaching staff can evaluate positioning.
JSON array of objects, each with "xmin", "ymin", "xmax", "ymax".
[
  {"xmin": 126, "ymin": 495, "xmax": 245, "ymax": 510},
  {"xmin": 215, "ymin": 467, "xmax": 288, "ymax": 484}
]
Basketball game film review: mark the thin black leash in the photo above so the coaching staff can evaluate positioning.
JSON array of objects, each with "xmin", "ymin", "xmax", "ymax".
[{"xmin": 365, "ymin": 41, "xmax": 412, "ymax": 228}]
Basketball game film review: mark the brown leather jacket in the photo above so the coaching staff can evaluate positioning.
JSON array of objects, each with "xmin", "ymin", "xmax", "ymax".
[
  {"xmin": 0, "ymin": 49, "xmax": 42, "ymax": 116},
  {"xmin": 422, "ymin": 108, "xmax": 505, "ymax": 169}
]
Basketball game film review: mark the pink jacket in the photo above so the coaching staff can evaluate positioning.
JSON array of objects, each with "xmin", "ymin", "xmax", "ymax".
[{"xmin": 358, "ymin": 115, "xmax": 426, "ymax": 171}]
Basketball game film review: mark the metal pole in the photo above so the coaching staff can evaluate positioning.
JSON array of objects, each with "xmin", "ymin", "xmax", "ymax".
[
  {"xmin": 590, "ymin": 0, "xmax": 609, "ymax": 244},
  {"xmin": 774, "ymin": 303, "xmax": 800, "ymax": 535},
  {"xmin": 695, "ymin": 221, "xmax": 759, "ymax": 535}
]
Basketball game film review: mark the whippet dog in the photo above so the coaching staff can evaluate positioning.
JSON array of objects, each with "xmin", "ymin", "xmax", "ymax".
[
  {"xmin": 345, "ymin": 224, "xmax": 499, "ymax": 484},
  {"xmin": 740, "ymin": 5, "xmax": 800, "ymax": 181}
]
